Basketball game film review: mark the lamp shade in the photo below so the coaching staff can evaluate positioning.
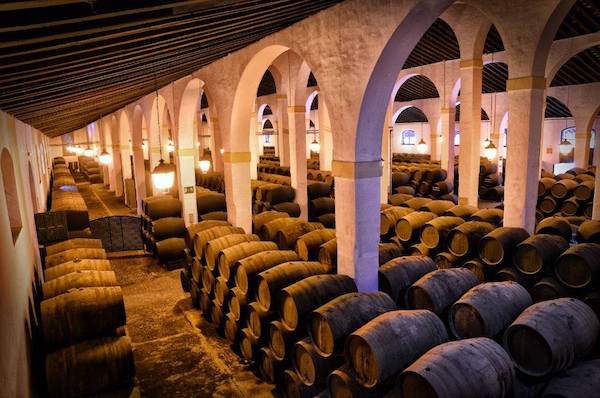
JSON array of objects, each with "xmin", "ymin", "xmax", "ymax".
[
  {"xmin": 73, "ymin": 146, "xmax": 84, "ymax": 155},
  {"xmin": 484, "ymin": 141, "xmax": 497, "ymax": 161},
  {"xmin": 167, "ymin": 140, "xmax": 175, "ymax": 152},
  {"xmin": 84, "ymin": 148, "xmax": 94, "ymax": 157},
  {"xmin": 198, "ymin": 159, "xmax": 211, "ymax": 173},
  {"xmin": 98, "ymin": 150, "xmax": 112, "ymax": 165},
  {"xmin": 437, "ymin": 134, "xmax": 443, "ymax": 143},
  {"xmin": 416, "ymin": 138, "xmax": 427, "ymax": 153},
  {"xmin": 559, "ymin": 138, "xmax": 572, "ymax": 155},
  {"xmin": 152, "ymin": 159, "xmax": 175, "ymax": 190},
  {"xmin": 310, "ymin": 139, "xmax": 320, "ymax": 153},
  {"xmin": 220, "ymin": 148, "xmax": 225, "ymax": 154}
]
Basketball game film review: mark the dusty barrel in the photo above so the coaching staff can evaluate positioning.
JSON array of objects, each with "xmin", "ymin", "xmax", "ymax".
[
  {"xmin": 252, "ymin": 210, "xmax": 289, "ymax": 233},
  {"xmin": 307, "ymin": 181, "xmax": 331, "ymax": 200},
  {"xmin": 328, "ymin": 364, "xmax": 391, "ymax": 398},
  {"xmin": 217, "ymin": 241, "xmax": 278, "ymax": 281},
  {"xmin": 295, "ymin": 229, "xmax": 336, "ymax": 261},
  {"xmin": 406, "ymin": 243, "xmax": 429, "ymax": 256},
  {"xmin": 239, "ymin": 327, "xmax": 259, "ymax": 361},
  {"xmin": 196, "ymin": 192, "xmax": 226, "ymax": 214},
  {"xmin": 419, "ymin": 200, "xmax": 456, "ymax": 216},
  {"xmin": 276, "ymin": 222, "xmax": 324, "ymax": 250},
  {"xmin": 380, "ymin": 206, "xmax": 414, "ymax": 237},
  {"xmin": 256, "ymin": 261, "xmax": 329, "ymax": 312},
  {"xmin": 494, "ymin": 266, "xmax": 541, "ymax": 289},
  {"xmin": 442, "ymin": 205, "xmax": 479, "ymax": 220},
  {"xmin": 213, "ymin": 276, "xmax": 230, "ymax": 307},
  {"xmin": 193, "ymin": 225, "xmax": 245, "ymax": 259},
  {"xmin": 538, "ymin": 177, "xmax": 556, "ymax": 197},
  {"xmin": 263, "ymin": 185, "xmax": 296, "ymax": 205},
  {"xmin": 44, "ymin": 259, "xmax": 112, "ymax": 281},
  {"xmin": 449, "ymin": 282, "xmax": 532, "ymax": 339},
  {"xmin": 434, "ymin": 251, "xmax": 464, "ymax": 269},
  {"xmin": 470, "ymin": 208, "xmax": 504, "ymax": 225},
  {"xmin": 309, "ymin": 292, "xmax": 396, "ymax": 357},
  {"xmin": 479, "ymin": 227, "xmax": 530, "ymax": 266},
  {"xmin": 234, "ymin": 250, "xmax": 299, "ymax": 296},
  {"xmin": 268, "ymin": 319, "xmax": 303, "ymax": 361},
  {"xmin": 541, "ymin": 359, "xmax": 600, "ymax": 398},
  {"xmin": 223, "ymin": 312, "xmax": 239, "ymax": 344},
  {"xmin": 574, "ymin": 180, "xmax": 595, "ymax": 202},
  {"xmin": 273, "ymin": 202, "xmax": 301, "ymax": 217},
  {"xmin": 280, "ymin": 274, "xmax": 357, "ymax": 331},
  {"xmin": 155, "ymin": 237, "xmax": 186, "ymax": 264},
  {"xmin": 45, "ymin": 238, "xmax": 103, "ymax": 256},
  {"xmin": 560, "ymin": 196, "xmax": 580, "ymax": 217},
  {"xmin": 406, "ymin": 268, "xmax": 480, "ymax": 314},
  {"xmin": 554, "ymin": 243, "xmax": 600, "ymax": 289},
  {"xmin": 530, "ymin": 276, "xmax": 569, "ymax": 302},
  {"xmin": 247, "ymin": 301, "xmax": 272, "ymax": 339},
  {"xmin": 503, "ymin": 298, "xmax": 600, "ymax": 377},
  {"xmin": 260, "ymin": 217, "xmax": 305, "ymax": 241},
  {"xmin": 462, "ymin": 258, "xmax": 490, "ymax": 283},
  {"xmin": 420, "ymin": 216, "xmax": 464, "ymax": 250},
  {"xmin": 45, "ymin": 336, "xmax": 135, "ymax": 398},
  {"xmin": 151, "ymin": 217, "xmax": 186, "ymax": 241},
  {"xmin": 258, "ymin": 347, "xmax": 284, "ymax": 383},
  {"xmin": 447, "ymin": 221, "xmax": 495, "ymax": 257},
  {"xmin": 378, "ymin": 242, "xmax": 403, "ymax": 266},
  {"xmin": 397, "ymin": 337, "xmax": 514, "ymax": 398},
  {"xmin": 204, "ymin": 234, "xmax": 259, "ymax": 271},
  {"xmin": 388, "ymin": 193, "xmax": 413, "ymax": 206},
  {"xmin": 41, "ymin": 287, "xmax": 126, "ymax": 347},
  {"xmin": 402, "ymin": 197, "xmax": 432, "ymax": 210},
  {"xmin": 184, "ymin": 220, "xmax": 231, "ymax": 253},
  {"xmin": 42, "ymin": 270, "xmax": 118, "ymax": 300},
  {"xmin": 293, "ymin": 338, "xmax": 344, "ymax": 388},
  {"xmin": 282, "ymin": 369, "xmax": 321, "ymax": 398},
  {"xmin": 309, "ymin": 197, "xmax": 335, "ymax": 218},
  {"xmin": 513, "ymin": 234, "xmax": 570, "ymax": 275},
  {"xmin": 577, "ymin": 220, "xmax": 600, "ymax": 243},
  {"xmin": 395, "ymin": 212, "xmax": 437, "ymax": 242},
  {"xmin": 45, "ymin": 248, "xmax": 107, "ymax": 268},
  {"xmin": 318, "ymin": 238, "xmax": 337, "ymax": 268},
  {"xmin": 551, "ymin": 179, "xmax": 579, "ymax": 199},
  {"xmin": 540, "ymin": 196, "xmax": 561, "ymax": 215},
  {"xmin": 228, "ymin": 286, "xmax": 248, "ymax": 321},
  {"xmin": 535, "ymin": 216, "xmax": 572, "ymax": 241},
  {"xmin": 378, "ymin": 256, "xmax": 437, "ymax": 306},
  {"xmin": 146, "ymin": 197, "xmax": 181, "ymax": 220},
  {"xmin": 346, "ymin": 310, "xmax": 448, "ymax": 388}
]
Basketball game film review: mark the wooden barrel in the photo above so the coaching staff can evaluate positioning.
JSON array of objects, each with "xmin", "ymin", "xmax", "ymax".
[
  {"xmin": 223, "ymin": 312, "xmax": 239, "ymax": 344},
  {"xmin": 395, "ymin": 212, "xmax": 437, "ymax": 242},
  {"xmin": 538, "ymin": 178, "xmax": 556, "ymax": 197},
  {"xmin": 378, "ymin": 256, "xmax": 436, "ymax": 306},
  {"xmin": 551, "ymin": 179, "xmax": 579, "ymax": 199},
  {"xmin": 209, "ymin": 299, "xmax": 225, "ymax": 329},
  {"xmin": 45, "ymin": 336, "xmax": 134, "ymax": 398},
  {"xmin": 276, "ymin": 222, "xmax": 324, "ymax": 250},
  {"xmin": 479, "ymin": 227, "xmax": 530, "ymax": 266},
  {"xmin": 434, "ymin": 251, "xmax": 464, "ymax": 269},
  {"xmin": 293, "ymin": 338, "xmax": 344, "ymax": 388},
  {"xmin": 280, "ymin": 274, "xmax": 357, "ymax": 331},
  {"xmin": 228, "ymin": 286, "xmax": 248, "ymax": 322},
  {"xmin": 402, "ymin": 197, "xmax": 432, "ymax": 210},
  {"xmin": 577, "ymin": 220, "xmax": 600, "ymax": 243},
  {"xmin": 261, "ymin": 218, "xmax": 305, "ymax": 242},
  {"xmin": 574, "ymin": 180, "xmax": 595, "ymax": 202},
  {"xmin": 204, "ymin": 234, "xmax": 259, "ymax": 271},
  {"xmin": 239, "ymin": 327, "xmax": 258, "ymax": 361},
  {"xmin": 263, "ymin": 185, "xmax": 296, "ymax": 205},
  {"xmin": 309, "ymin": 292, "xmax": 396, "ymax": 357},
  {"xmin": 199, "ymin": 288, "xmax": 211, "ymax": 314},
  {"xmin": 196, "ymin": 192, "xmax": 226, "ymax": 214},
  {"xmin": 193, "ymin": 226, "xmax": 245, "ymax": 259},
  {"xmin": 184, "ymin": 220, "xmax": 231, "ymax": 253},
  {"xmin": 247, "ymin": 301, "xmax": 272, "ymax": 339},
  {"xmin": 328, "ymin": 364, "xmax": 391, "ymax": 398},
  {"xmin": 541, "ymin": 359, "xmax": 600, "ymax": 398},
  {"xmin": 318, "ymin": 238, "xmax": 337, "ymax": 268},
  {"xmin": 447, "ymin": 221, "xmax": 495, "ymax": 257},
  {"xmin": 462, "ymin": 258, "xmax": 490, "ymax": 284},
  {"xmin": 398, "ymin": 337, "xmax": 514, "ymax": 398},
  {"xmin": 535, "ymin": 216, "xmax": 572, "ymax": 241},
  {"xmin": 380, "ymin": 206, "xmax": 414, "ymax": 237},
  {"xmin": 282, "ymin": 369, "xmax": 321, "ymax": 398},
  {"xmin": 378, "ymin": 242, "xmax": 403, "ymax": 266},
  {"xmin": 151, "ymin": 217, "xmax": 186, "ymax": 241},
  {"xmin": 419, "ymin": 200, "xmax": 456, "ymax": 216},
  {"xmin": 273, "ymin": 202, "xmax": 302, "ymax": 217},
  {"xmin": 420, "ymin": 216, "xmax": 464, "ymax": 250},
  {"xmin": 449, "ymin": 282, "xmax": 532, "ymax": 339},
  {"xmin": 199, "ymin": 211, "xmax": 227, "ymax": 221},
  {"xmin": 234, "ymin": 250, "xmax": 299, "ymax": 296},
  {"xmin": 503, "ymin": 298, "xmax": 600, "ymax": 376},
  {"xmin": 442, "ymin": 205, "xmax": 479, "ymax": 220},
  {"xmin": 395, "ymin": 186, "xmax": 415, "ymax": 195},
  {"xmin": 345, "ymin": 310, "xmax": 447, "ymax": 388},
  {"xmin": 406, "ymin": 243, "xmax": 429, "ymax": 257},
  {"xmin": 258, "ymin": 347, "xmax": 284, "ymax": 383},
  {"xmin": 470, "ymin": 208, "xmax": 503, "ymax": 225},
  {"xmin": 392, "ymin": 171, "xmax": 411, "ymax": 187},
  {"xmin": 307, "ymin": 182, "xmax": 331, "ymax": 200},
  {"xmin": 45, "ymin": 248, "xmax": 107, "ymax": 268},
  {"xmin": 309, "ymin": 197, "xmax": 335, "ymax": 218},
  {"xmin": 213, "ymin": 276, "xmax": 230, "ymax": 307},
  {"xmin": 43, "ymin": 270, "xmax": 118, "ymax": 300},
  {"xmin": 388, "ymin": 193, "xmax": 413, "ymax": 206},
  {"xmin": 217, "ymin": 241, "xmax": 278, "ymax": 281},
  {"xmin": 530, "ymin": 276, "xmax": 569, "ymax": 302},
  {"xmin": 494, "ymin": 266, "xmax": 541, "ymax": 289},
  {"xmin": 554, "ymin": 243, "xmax": 600, "ymax": 289},
  {"xmin": 540, "ymin": 196, "xmax": 561, "ymax": 214},
  {"xmin": 317, "ymin": 213, "xmax": 335, "ymax": 228},
  {"xmin": 45, "ymin": 238, "xmax": 103, "ymax": 256},
  {"xmin": 252, "ymin": 210, "xmax": 289, "ymax": 234},
  {"xmin": 146, "ymin": 197, "xmax": 181, "ymax": 220},
  {"xmin": 514, "ymin": 234, "xmax": 570, "ymax": 275},
  {"xmin": 406, "ymin": 268, "xmax": 480, "ymax": 314},
  {"xmin": 295, "ymin": 229, "xmax": 336, "ymax": 261},
  {"xmin": 256, "ymin": 261, "xmax": 328, "ymax": 312},
  {"xmin": 44, "ymin": 259, "xmax": 112, "ymax": 281},
  {"xmin": 189, "ymin": 280, "xmax": 201, "ymax": 309},
  {"xmin": 41, "ymin": 287, "xmax": 126, "ymax": 348},
  {"xmin": 559, "ymin": 196, "xmax": 579, "ymax": 216},
  {"xmin": 155, "ymin": 237, "xmax": 186, "ymax": 264}
]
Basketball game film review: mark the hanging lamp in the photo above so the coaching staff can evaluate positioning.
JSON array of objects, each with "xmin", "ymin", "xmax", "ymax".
[
  {"xmin": 198, "ymin": 154, "xmax": 211, "ymax": 173},
  {"xmin": 151, "ymin": 88, "xmax": 175, "ymax": 190},
  {"xmin": 417, "ymin": 123, "xmax": 427, "ymax": 153},
  {"xmin": 559, "ymin": 138, "xmax": 572, "ymax": 155},
  {"xmin": 484, "ymin": 91, "xmax": 497, "ymax": 161},
  {"xmin": 99, "ymin": 149, "xmax": 112, "ymax": 165},
  {"xmin": 84, "ymin": 145, "xmax": 94, "ymax": 157}
]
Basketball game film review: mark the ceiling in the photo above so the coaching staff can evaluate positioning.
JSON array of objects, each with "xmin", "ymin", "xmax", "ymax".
[
  {"xmin": 545, "ymin": 96, "xmax": 573, "ymax": 118},
  {"xmin": 0, "ymin": 0, "xmax": 342, "ymax": 137},
  {"xmin": 395, "ymin": 75, "xmax": 439, "ymax": 102},
  {"xmin": 395, "ymin": 107, "xmax": 428, "ymax": 123},
  {"xmin": 550, "ymin": 45, "xmax": 600, "ymax": 86}
]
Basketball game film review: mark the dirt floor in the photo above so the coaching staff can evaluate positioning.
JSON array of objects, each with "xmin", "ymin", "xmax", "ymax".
[{"xmin": 79, "ymin": 181, "xmax": 279, "ymax": 398}]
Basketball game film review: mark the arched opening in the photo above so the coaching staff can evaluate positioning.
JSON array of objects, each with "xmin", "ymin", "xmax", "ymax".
[
  {"xmin": 393, "ymin": 106, "xmax": 429, "ymax": 155},
  {"xmin": 1, "ymin": 148, "xmax": 22, "ymax": 243},
  {"xmin": 543, "ymin": 95, "xmax": 575, "ymax": 172}
]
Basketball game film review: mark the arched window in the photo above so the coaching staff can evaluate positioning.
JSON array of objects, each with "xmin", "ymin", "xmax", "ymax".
[
  {"xmin": 502, "ymin": 128, "xmax": 507, "ymax": 147},
  {"xmin": 454, "ymin": 130, "xmax": 460, "ymax": 146},
  {"xmin": 401, "ymin": 130, "xmax": 416, "ymax": 145},
  {"xmin": 1, "ymin": 148, "xmax": 22, "ymax": 243},
  {"xmin": 560, "ymin": 126, "xmax": 576, "ymax": 146},
  {"xmin": 590, "ymin": 129, "xmax": 596, "ymax": 149}
]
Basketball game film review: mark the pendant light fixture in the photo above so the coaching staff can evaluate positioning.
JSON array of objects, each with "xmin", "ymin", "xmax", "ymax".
[
  {"xmin": 309, "ymin": 127, "xmax": 320, "ymax": 153},
  {"xmin": 198, "ymin": 155, "xmax": 211, "ymax": 173},
  {"xmin": 559, "ymin": 87, "xmax": 573, "ymax": 156},
  {"xmin": 417, "ymin": 124, "xmax": 427, "ymax": 153},
  {"xmin": 151, "ymin": 88, "xmax": 175, "ymax": 190},
  {"xmin": 484, "ymin": 91, "xmax": 497, "ymax": 161},
  {"xmin": 84, "ymin": 145, "xmax": 94, "ymax": 157},
  {"xmin": 98, "ymin": 120, "xmax": 113, "ymax": 165}
]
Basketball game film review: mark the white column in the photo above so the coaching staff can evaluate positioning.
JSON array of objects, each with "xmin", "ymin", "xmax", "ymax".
[
  {"xmin": 289, "ymin": 106, "xmax": 308, "ymax": 219},
  {"xmin": 131, "ymin": 146, "xmax": 146, "ymax": 213},
  {"xmin": 440, "ymin": 108, "xmax": 456, "ymax": 186},
  {"xmin": 380, "ymin": 101, "xmax": 392, "ymax": 202},
  {"xmin": 574, "ymin": 116, "xmax": 591, "ymax": 168},
  {"xmin": 177, "ymin": 148, "xmax": 198, "ymax": 226},
  {"xmin": 249, "ymin": 111, "xmax": 258, "ymax": 179},
  {"xmin": 592, "ymin": 119, "xmax": 600, "ymax": 220},
  {"xmin": 211, "ymin": 116, "xmax": 224, "ymax": 173},
  {"xmin": 277, "ymin": 95, "xmax": 290, "ymax": 166},
  {"xmin": 318, "ymin": 98, "xmax": 333, "ymax": 171},
  {"xmin": 223, "ymin": 153, "xmax": 252, "ymax": 232},
  {"xmin": 112, "ymin": 145, "xmax": 124, "ymax": 196}
]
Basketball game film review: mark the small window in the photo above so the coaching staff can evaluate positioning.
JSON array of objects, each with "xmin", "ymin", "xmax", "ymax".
[
  {"xmin": 502, "ymin": 128, "xmax": 507, "ymax": 148},
  {"xmin": 560, "ymin": 126, "xmax": 576, "ymax": 146},
  {"xmin": 1, "ymin": 148, "xmax": 22, "ymax": 243},
  {"xmin": 590, "ymin": 129, "xmax": 596, "ymax": 149},
  {"xmin": 454, "ymin": 131, "xmax": 460, "ymax": 146},
  {"xmin": 264, "ymin": 134, "xmax": 271, "ymax": 144},
  {"xmin": 402, "ymin": 130, "xmax": 416, "ymax": 145}
]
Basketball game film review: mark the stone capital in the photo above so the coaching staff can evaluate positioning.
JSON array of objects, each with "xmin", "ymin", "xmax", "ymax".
[
  {"xmin": 177, "ymin": 148, "xmax": 196, "ymax": 156},
  {"xmin": 459, "ymin": 59, "xmax": 483, "ymax": 69},
  {"xmin": 507, "ymin": 76, "xmax": 546, "ymax": 91},
  {"xmin": 288, "ymin": 106, "xmax": 306, "ymax": 113},
  {"xmin": 276, "ymin": 94, "xmax": 287, "ymax": 100},
  {"xmin": 440, "ymin": 108, "xmax": 456, "ymax": 115},
  {"xmin": 222, "ymin": 151, "xmax": 251, "ymax": 163},
  {"xmin": 332, "ymin": 160, "xmax": 382, "ymax": 179}
]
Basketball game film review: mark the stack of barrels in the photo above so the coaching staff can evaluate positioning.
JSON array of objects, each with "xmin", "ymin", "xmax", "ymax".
[
  {"xmin": 257, "ymin": 157, "xmax": 334, "ymax": 186},
  {"xmin": 262, "ymin": 146, "xmax": 276, "ymax": 158},
  {"xmin": 141, "ymin": 195, "xmax": 188, "ymax": 269},
  {"xmin": 50, "ymin": 157, "xmax": 91, "ymax": 237},
  {"xmin": 308, "ymin": 182, "xmax": 335, "ymax": 228},
  {"xmin": 78, "ymin": 156, "xmax": 103, "ymax": 183},
  {"xmin": 537, "ymin": 167, "xmax": 595, "ymax": 223},
  {"xmin": 252, "ymin": 181, "xmax": 299, "ymax": 217},
  {"xmin": 478, "ymin": 157, "xmax": 504, "ymax": 202},
  {"xmin": 195, "ymin": 169, "xmax": 225, "ymax": 194},
  {"xmin": 40, "ymin": 238, "xmax": 134, "ymax": 398}
]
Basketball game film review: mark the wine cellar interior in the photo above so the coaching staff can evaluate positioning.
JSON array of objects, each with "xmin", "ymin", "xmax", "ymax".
[{"xmin": 1, "ymin": 1, "xmax": 600, "ymax": 397}]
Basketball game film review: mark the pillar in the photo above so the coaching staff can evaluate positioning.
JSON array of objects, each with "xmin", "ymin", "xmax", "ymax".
[
  {"xmin": 381, "ymin": 101, "xmax": 392, "ymax": 202},
  {"xmin": 249, "ymin": 111, "xmax": 258, "ymax": 179},
  {"xmin": 318, "ymin": 97, "xmax": 333, "ymax": 171},
  {"xmin": 211, "ymin": 116, "xmax": 224, "ymax": 173},
  {"xmin": 131, "ymin": 146, "xmax": 146, "ymax": 214},
  {"xmin": 288, "ymin": 106, "xmax": 308, "ymax": 219},
  {"xmin": 112, "ymin": 145, "xmax": 124, "ymax": 196},
  {"xmin": 333, "ymin": 160, "xmax": 381, "ymax": 292},
  {"xmin": 458, "ymin": 59, "xmax": 483, "ymax": 206},
  {"xmin": 223, "ymin": 152, "xmax": 252, "ymax": 232},
  {"xmin": 574, "ymin": 116, "xmax": 591, "ymax": 168},
  {"xmin": 177, "ymin": 148, "xmax": 198, "ymax": 226},
  {"xmin": 277, "ymin": 95, "xmax": 290, "ymax": 167},
  {"xmin": 504, "ymin": 76, "xmax": 546, "ymax": 233},
  {"xmin": 591, "ymin": 118, "xmax": 600, "ymax": 219},
  {"xmin": 440, "ymin": 108, "xmax": 456, "ymax": 186}
]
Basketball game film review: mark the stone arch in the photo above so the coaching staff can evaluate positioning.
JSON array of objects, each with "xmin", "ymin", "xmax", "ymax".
[
  {"xmin": 391, "ymin": 73, "xmax": 442, "ymax": 106},
  {"xmin": 27, "ymin": 162, "xmax": 37, "ymax": 213},
  {"xmin": 1, "ymin": 148, "xmax": 22, "ymax": 243},
  {"xmin": 132, "ymin": 103, "xmax": 148, "ymax": 210},
  {"xmin": 548, "ymin": 45, "xmax": 600, "ymax": 86},
  {"xmin": 119, "ymin": 111, "xmax": 133, "ymax": 184}
]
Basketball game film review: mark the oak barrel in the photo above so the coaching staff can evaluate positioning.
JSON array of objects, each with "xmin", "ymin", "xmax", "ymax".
[
  {"xmin": 420, "ymin": 216, "xmax": 464, "ymax": 249},
  {"xmin": 42, "ymin": 270, "xmax": 118, "ymax": 300},
  {"xmin": 234, "ymin": 250, "xmax": 299, "ymax": 296},
  {"xmin": 378, "ymin": 256, "xmax": 437, "ymax": 306},
  {"xmin": 554, "ymin": 243, "xmax": 600, "ymax": 289},
  {"xmin": 293, "ymin": 337, "xmax": 343, "ymax": 387},
  {"xmin": 470, "ymin": 208, "xmax": 504, "ymax": 225},
  {"xmin": 45, "ymin": 248, "xmax": 107, "ymax": 268},
  {"xmin": 45, "ymin": 238, "xmax": 103, "ymax": 256},
  {"xmin": 479, "ymin": 227, "xmax": 530, "ymax": 266},
  {"xmin": 193, "ymin": 226, "xmax": 245, "ymax": 260},
  {"xmin": 577, "ymin": 220, "xmax": 600, "ymax": 243},
  {"xmin": 380, "ymin": 206, "xmax": 414, "ymax": 236},
  {"xmin": 395, "ymin": 212, "xmax": 437, "ymax": 242},
  {"xmin": 217, "ymin": 241, "xmax": 278, "ymax": 281},
  {"xmin": 514, "ymin": 234, "xmax": 570, "ymax": 275},
  {"xmin": 541, "ymin": 359, "xmax": 600, "ymax": 398},
  {"xmin": 275, "ymin": 222, "xmax": 324, "ymax": 250},
  {"xmin": 184, "ymin": 220, "xmax": 231, "ymax": 253},
  {"xmin": 318, "ymin": 238, "xmax": 337, "ymax": 268},
  {"xmin": 44, "ymin": 259, "xmax": 112, "ymax": 281},
  {"xmin": 535, "ymin": 216, "xmax": 573, "ymax": 241},
  {"xmin": 295, "ymin": 229, "xmax": 336, "ymax": 261},
  {"xmin": 447, "ymin": 221, "xmax": 495, "ymax": 257},
  {"xmin": 204, "ymin": 233, "xmax": 259, "ymax": 271}
]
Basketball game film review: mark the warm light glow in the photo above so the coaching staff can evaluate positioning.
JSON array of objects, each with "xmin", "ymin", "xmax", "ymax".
[
  {"xmin": 99, "ymin": 150, "xmax": 112, "ymax": 165},
  {"xmin": 66, "ymin": 145, "xmax": 73, "ymax": 153},
  {"xmin": 84, "ymin": 148, "xmax": 94, "ymax": 157},
  {"xmin": 220, "ymin": 148, "xmax": 224, "ymax": 154},
  {"xmin": 152, "ymin": 159, "xmax": 175, "ymax": 190},
  {"xmin": 141, "ymin": 141, "xmax": 147, "ymax": 150},
  {"xmin": 417, "ymin": 138, "xmax": 427, "ymax": 153},
  {"xmin": 167, "ymin": 140, "xmax": 175, "ymax": 152},
  {"xmin": 198, "ymin": 159, "xmax": 211, "ymax": 173},
  {"xmin": 437, "ymin": 134, "xmax": 443, "ymax": 143},
  {"xmin": 484, "ymin": 141, "xmax": 497, "ymax": 161},
  {"xmin": 559, "ymin": 138, "xmax": 573, "ymax": 155},
  {"xmin": 310, "ymin": 139, "xmax": 320, "ymax": 153},
  {"xmin": 72, "ymin": 146, "xmax": 84, "ymax": 155}
]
